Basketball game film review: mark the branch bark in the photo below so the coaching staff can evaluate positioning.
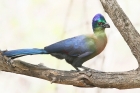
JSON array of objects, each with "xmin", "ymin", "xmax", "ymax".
[
  {"xmin": 100, "ymin": 0, "xmax": 140, "ymax": 66},
  {"xmin": 1, "ymin": 53, "xmax": 140, "ymax": 89},
  {"xmin": 0, "ymin": 0, "xmax": 140, "ymax": 89}
]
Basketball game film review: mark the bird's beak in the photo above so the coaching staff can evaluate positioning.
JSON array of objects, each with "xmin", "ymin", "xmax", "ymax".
[{"xmin": 103, "ymin": 23, "xmax": 110, "ymax": 28}]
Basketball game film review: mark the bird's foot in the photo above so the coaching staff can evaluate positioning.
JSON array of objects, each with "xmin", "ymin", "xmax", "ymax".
[
  {"xmin": 70, "ymin": 70, "xmax": 78, "ymax": 72},
  {"xmin": 73, "ymin": 66, "xmax": 91, "ymax": 72},
  {"xmin": 73, "ymin": 67, "xmax": 81, "ymax": 72},
  {"xmin": 81, "ymin": 66, "xmax": 91, "ymax": 71}
]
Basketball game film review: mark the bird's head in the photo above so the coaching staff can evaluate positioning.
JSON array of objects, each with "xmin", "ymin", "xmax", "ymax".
[{"xmin": 92, "ymin": 13, "xmax": 110, "ymax": 31}]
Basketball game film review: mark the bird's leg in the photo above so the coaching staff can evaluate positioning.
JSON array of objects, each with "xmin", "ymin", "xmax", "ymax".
[
  {"xmin": 73, "ymin": 66, "xmax": 80, "ymax": 71},
  {"xmin": 81, "ymin": 66, "xmax": 91, "ymax": 71},
  {"xmin": 71, "ymin": 58, "xmax": 84, "ymax": 71}
]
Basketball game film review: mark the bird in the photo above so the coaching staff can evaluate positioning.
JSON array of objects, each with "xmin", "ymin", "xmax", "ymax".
[{"xmin": 3, "ymin": 13, "xmax": 110, "ymax": 71}]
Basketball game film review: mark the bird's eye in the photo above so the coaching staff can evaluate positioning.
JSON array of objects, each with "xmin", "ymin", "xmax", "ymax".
[{"xmin": 98, "ymin": 22, "xmax": 103, "ymax": 26}]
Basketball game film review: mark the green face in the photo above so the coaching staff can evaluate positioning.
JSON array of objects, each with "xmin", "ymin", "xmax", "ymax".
[{"xmin": 92, "ymin": 14, "xmax": 110, "ymax": 31}]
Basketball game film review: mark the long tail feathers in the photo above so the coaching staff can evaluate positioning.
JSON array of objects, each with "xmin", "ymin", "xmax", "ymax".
[{"xmin": 2, "ymin": 48, "xmax": 48, "ymax": 59}]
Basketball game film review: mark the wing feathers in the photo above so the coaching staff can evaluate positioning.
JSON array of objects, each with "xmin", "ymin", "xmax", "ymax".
[{"xmin": 44, "ymin": 35, "xmax": 96, "ymax": 57}]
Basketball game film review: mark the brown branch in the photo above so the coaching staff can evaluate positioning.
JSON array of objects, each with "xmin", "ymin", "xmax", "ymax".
[
  {"xmin": 0, "ymin": 53, "xmax": 93, "ymax": 87},
  {"xmin": 1, "ymin": 0, "xmax": 140, "ymax": 89},
  {"xmin": 1, "ymin": 53, "xmax": 140, "ymax": 89},
  {"xmin": 100, "ymin": 0, "xmax": 140, "ymax": 66}
]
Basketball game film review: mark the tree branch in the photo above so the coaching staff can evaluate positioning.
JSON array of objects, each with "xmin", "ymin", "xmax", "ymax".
[
  {"xmin": 1, "ymin": 52, "xmax": 140, "ymax": 89},
  {"xmin": 0, "ymin": 0, "xmax": 140, "ymax": 89},
  {"xmin": 0, "ymin": 52, "xmax": 94, "ymax": 87},
  {"xmin": 100, "ymin": 0, "xmax": 140, "ymax": 66}
]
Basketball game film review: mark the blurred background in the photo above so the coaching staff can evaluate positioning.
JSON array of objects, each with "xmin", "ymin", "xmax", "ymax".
[{"xmin": 0, "ymin": 0, "xmax": 140, "ymax": 93}]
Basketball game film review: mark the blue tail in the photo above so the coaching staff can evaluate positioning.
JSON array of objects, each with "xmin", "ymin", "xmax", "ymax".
[{"xmin": 3, "ymin": 48, "xmax": 48, "ymax": 59}]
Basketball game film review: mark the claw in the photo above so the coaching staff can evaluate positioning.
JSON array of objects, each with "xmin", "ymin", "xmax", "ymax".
[
  {"xmin": 81, "ymin": 66, "xmax": 91, "ymax": 71},
  {"xmin": 74, "ymin": 67, "xmax": 81, "ymax": 72}
]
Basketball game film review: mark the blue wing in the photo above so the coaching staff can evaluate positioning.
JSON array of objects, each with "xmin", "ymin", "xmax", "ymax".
[{"xmin": 44, "ymin": 35, "xmax": 95, "ymax": 57}]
